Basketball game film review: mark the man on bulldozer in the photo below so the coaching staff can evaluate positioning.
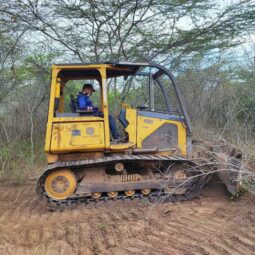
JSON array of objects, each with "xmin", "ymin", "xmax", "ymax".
[
  {"xmin": 36, "ymin": 62, "xmax": 242, "ymax": 210},
  {"xmin": 78, "ymin": 83, "xmax": 120, "ymax": 140}
]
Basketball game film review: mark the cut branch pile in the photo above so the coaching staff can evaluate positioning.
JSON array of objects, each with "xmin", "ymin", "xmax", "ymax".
[{"xmin": 194, "ymin": 138, "xmax": 255, "ymax": 196}]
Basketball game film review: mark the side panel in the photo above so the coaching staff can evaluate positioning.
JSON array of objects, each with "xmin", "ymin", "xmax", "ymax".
[
  {"xmin": 137, "ymin": 114, "xmax": 187, "ymax": 156},
  {"xmin": 141, "ymin": 123, "xmax": 178, "ymax": 149},
  {"xmin": 125, "ymin": 108, "xmax": 137, "ymax": 144},
  {"xmin": 45, "ymin": 68, "xmax": 61, "ymax": 153},
  {"xmin": 50, "ymin": 122, "xmax": 105, "ymax": 153}
]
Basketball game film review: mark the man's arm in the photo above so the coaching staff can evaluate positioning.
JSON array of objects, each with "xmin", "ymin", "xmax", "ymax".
[{"xmin": 78, "ymin": 94, "xmax": 98, "ymax": 110}]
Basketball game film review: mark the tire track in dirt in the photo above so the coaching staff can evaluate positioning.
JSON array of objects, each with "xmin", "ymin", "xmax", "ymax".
[
  {"xmin": 162, "ymin": 206, "xmax": 255, "ymax": 255},
  {"xmin": 155, "ymin": 219, "xmax": 235, "ymax": 255},
  {"xmin": 0, "ymin": 182, "xmax": 254, "ymax": 255}
]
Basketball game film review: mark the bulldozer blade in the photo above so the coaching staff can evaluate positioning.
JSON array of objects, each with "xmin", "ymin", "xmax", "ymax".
[
  {"xmin": 213, "ymin": 152, "xmax": 242, "ymax": 195},
  {"xmin": 195, "ymin": 139, "xmax": 243, "ymax": 195}
]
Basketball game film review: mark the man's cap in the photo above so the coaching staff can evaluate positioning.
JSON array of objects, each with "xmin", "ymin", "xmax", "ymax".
[{"xmin": 83, "ymin": 83, "xmax": 95, "ymax": 92}]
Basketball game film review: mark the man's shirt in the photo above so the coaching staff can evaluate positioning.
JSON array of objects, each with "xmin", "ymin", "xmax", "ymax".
[{"xmin": 77, "ymin": 93, "xmax": 94, "ymax": 110}]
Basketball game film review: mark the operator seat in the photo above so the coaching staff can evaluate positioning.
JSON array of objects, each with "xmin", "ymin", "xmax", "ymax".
[
  {"xmin": 69, "ymin": 94, "xmax": 99, "ymax": 116},
  {"xmin": 70, "ymin": 94, "xmax": 80, "ymax": 113}
]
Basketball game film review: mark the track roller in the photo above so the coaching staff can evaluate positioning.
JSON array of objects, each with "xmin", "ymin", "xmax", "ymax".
[
  {"xmin": 141, "ymin": 189, "xmax": 151, "ymax": 195},
  {"xmin": 107, "ymin": 191, "xmax": 118, "ymax": 198},
  {"xmin": 125, "ymin": 190, "xmax": 135, "ymax": 197},
  {"xmin": 92, "ymin": 192, "xmax": 102, "ymax": 199}
]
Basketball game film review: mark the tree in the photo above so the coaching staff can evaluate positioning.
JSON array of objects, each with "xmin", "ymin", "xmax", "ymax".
[{"xmin": 0, "ymin": 0, "xmax": 254, "ymax": 66}]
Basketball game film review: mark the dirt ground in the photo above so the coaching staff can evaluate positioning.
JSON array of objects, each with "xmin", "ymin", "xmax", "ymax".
[{"xmin": 0, "ymin": 179, "xmax": 254, "ymax": 255}]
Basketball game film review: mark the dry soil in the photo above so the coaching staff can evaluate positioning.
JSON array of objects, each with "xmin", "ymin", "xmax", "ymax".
[{"xmin": 0, "ymin": 179, "xmax": 254, "ymax": 255}]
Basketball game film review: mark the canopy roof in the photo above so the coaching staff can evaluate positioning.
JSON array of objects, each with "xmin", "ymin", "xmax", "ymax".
[{"xmin": 54, "ymin": 61, "xmax": 150, "ymax": 79}]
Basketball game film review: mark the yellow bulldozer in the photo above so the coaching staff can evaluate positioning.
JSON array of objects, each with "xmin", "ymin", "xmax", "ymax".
[{"xmin": 36, "ymin": 62, "xmax": 242, "ymax": 210}]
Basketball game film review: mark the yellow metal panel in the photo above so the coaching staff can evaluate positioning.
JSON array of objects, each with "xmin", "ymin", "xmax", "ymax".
[
  {"xmin": 98, "ymin": 68, "xmax": 110, "ymax": 148},
  {"xmin": 137, "ymin": 116, "xmax": 164, "ymax": 148},
  {"xmin": 137, "ymin": 116, "xmax": 187, "ymax": 156},
  {"xmin": 125, "ymin": 108, "xmax": 137, "ymax": 144},
  {"xmin": 53, "ymin": 117, "xmax": 103, "ymax": 123},
  {"xmin": 55, "ymin": 78, "xmax": 61, "ymax": 97},
  {"xmin": 46, "ymin": 153, "xmax": 59, "ymax": 164},
  {"xmin": 177, "ymin": 123, "xmax": 187, "ymax": 156},
  {"xmin": 45, "ymin": 68, "xmax": 61, "ymax": 153},
  {"xmin": 110, "ymin": 142, "xmax": 135, "ymax": 150},
  {"xmin": 50, "ymin": 122, "xmax": 105, "ymax": 153}
]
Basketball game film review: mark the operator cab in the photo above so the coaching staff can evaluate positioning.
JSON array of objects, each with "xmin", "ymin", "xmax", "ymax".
[{"xmin": 46, "ymin": 62, "xmax": 191, "ymax": 154}]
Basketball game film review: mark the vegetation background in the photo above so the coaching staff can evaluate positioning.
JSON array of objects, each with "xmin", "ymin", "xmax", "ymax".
[{"xmin": 0, "ymin": 0, "xmax": 254, "ymax": 180}]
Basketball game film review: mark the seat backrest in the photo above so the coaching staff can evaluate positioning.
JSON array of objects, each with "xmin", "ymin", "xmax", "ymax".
[{"xmin": 70, "ymin": 94, "xmax": 80, "ymax": 112}]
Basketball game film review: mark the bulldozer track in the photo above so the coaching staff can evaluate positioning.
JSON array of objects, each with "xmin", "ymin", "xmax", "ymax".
[
  {"xmin": 43, "ymin": 153, "xmax": 192, "ymax": 171},
  {"xmin": 36, "ymin": 154, "xmax": 207, "ymax": 211},
  {"xmin": 0, "ymin": 182, "xmax": 255, "ymax": 255}
]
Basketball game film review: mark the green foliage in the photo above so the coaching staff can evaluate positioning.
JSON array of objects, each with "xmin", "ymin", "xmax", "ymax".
[
  {"xmin": 1, "ymin": 0, "xmax": 254, "ymax": 64},
  {"xmin": 0, "ymin": 138, "xmax": 45, "ymax": 181},
  {"xmin": 236, "ymin": 89, "xmax": 255, "ymax": 126},
  {"xmin": 0, "ymin": 145, "xmax": 10, "ymax": 166},
  {"xmin": 0, "ymin": 0, "xmax": 255, "ymax": 182}
]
